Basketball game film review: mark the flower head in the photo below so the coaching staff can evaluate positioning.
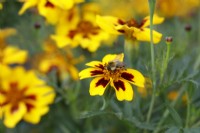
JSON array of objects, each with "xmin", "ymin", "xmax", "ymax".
[
  {"xmin": 0, "ymin": 66, "xmax": 55, "ymax": 128},
  {"xmin": 96, "ymin": 14, "xmax": 164, "ymax": 44},
  {"xmin": 51, "ymin": 6, "xmax": 110, "ymax": 52},
  {"xmin": 79, "ymin": 53, "xmax": 145, "ymax": 101}
]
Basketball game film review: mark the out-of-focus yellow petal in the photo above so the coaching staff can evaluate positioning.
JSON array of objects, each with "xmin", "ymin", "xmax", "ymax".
[
  {"xmin": 111, "ymin": 79, "xmax": 133, "ymax": 101},
  {"xmin": 132, "ymin": 27, "xmax": 162, "ymax": 44},
  {"xmin": 2, "ymin": 47, "xmax": 28, "ymax": 65},
  {"xmin": 79, "ymin": 68, "xmax": 104, "ymax": 79},
  {"xmin": 51, "ymin": 35, "xmax": 73, "ymax": 48},
  {"xmin": 49, "ymin": 0, "xmax": 74, "ymax": 10},
  {"xmin": 18, "ymin": 0, "xmax": 39, "ymax": 15},
  {"xmin": 121, "ymin": 69, "xmax": 145, "ymax": 88},
  {"xmin": 141, "ymin": 15, "xmax": 164, "ymax": 28},
  {"xmin": 68, "ymin": 65, "xmax": 79, "ymax": 80},
  {"xmin": 102, "ymin": 53, "xmax": 124, "ymax": 64},
  {"xmin": 0, "ymin": 64, "xmax": 11, "ymax": 79},
  {"xmin": 89, "ymin": 77, "xmax": 110, "ymax": 96},
  {"xmin": 0, "ymin": 3, "xmax": 3, "ymax": 10},
  {"xmin": 96, "ymin": 15, "xmax": 122, "ymax": 34},
  {"xmin": 23, "ymin": 106, "xmax": 49, "ymax": 124},
  {"xmin": 4, "ymin": 102, "xmax": 27, "ymax": 128}
]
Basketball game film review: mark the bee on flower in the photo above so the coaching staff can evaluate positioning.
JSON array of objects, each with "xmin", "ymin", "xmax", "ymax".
[
  {"xmin": 79, "ymin": 53, "xmax": 145, "ymax": 101},
  {"xmin": 0, "ymin": 66, "xmax": 55, "ymax": 128}
]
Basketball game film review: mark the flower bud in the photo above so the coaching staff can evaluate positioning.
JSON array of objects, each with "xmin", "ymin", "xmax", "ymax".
[
  {"xmin": 165, "ymin": 36, "xmax": 173, "ymax": 44},
  {"xmin": 185, "ymin": 24, "xmax": 192, "ymax": 32}
]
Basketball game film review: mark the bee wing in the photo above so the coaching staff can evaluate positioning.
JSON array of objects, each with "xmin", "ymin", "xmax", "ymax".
[{"xmin": 113, "ymin": 53, "xmax": 124, "ymax": 62}]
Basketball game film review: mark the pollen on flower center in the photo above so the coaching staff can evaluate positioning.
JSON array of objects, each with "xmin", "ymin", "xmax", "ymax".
[{"xmin": 103, "ymin": 63, "xmax": 124, "ymax": 81}]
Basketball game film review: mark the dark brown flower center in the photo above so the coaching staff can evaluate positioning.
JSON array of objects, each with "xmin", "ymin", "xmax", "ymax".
[
  {"xmin": 0, "ymin": 82, "xmax": 36, "ymax": 113},
  {"xmin": 68, "ymin": 21, "xmax": 100, "ymax": 39}
]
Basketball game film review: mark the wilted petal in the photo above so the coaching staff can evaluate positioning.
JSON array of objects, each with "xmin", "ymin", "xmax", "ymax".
[
  {"xmin": 79, "ymin": 68, "xmax": 104, "ymax": 79},
  {"xmin": 121, "ymin": 69, "xmax": 145, "ymax": 88},
  {"xmin": 111, "ymin": 79, "xmax": 133, "ymax": 101},
  {"xmin": 90, "ymin": 77, "xmax": 110, "ymax": 96},
  {"xmin": 132, "ymin": 27, "xmax": 162, "ymax": 44}
]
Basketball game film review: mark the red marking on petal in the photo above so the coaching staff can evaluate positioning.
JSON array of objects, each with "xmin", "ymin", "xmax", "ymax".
[
  {"xmin": 96, "ymin": 78, "xmax": 110, "ymax": 87},
  {"xmin": 11, "ymin": 105, "xmax": 19, "ymax": 114},
  {"xmin": 118, "ymin": 19, "xmax": 126, "ymax": 25},
  {"xmin": 45, "ymin": 1, "xmax": 54, "ymax": 8},
  {"xmin": 25, "ymin": 95, "xmax": 36, "ymax": 100},
  {"xmin": 121, "ymin": 72, "xmax": 134, "ymax": 82},
  {"xmin": 95, "ymin": 64, "xmax": 104, "ymax": 69},
  {"xmin": 90, "ymin": 70, "xmax": 104, "ymax": 76},
  {"xmin": 25, "ymin": 103, "xmax": 34, "ymax": 112},
  {"xmin": 117, "ymin": 29, "xmax": 125, "ymax": 33},
  {"xmin": 113, "ymin": 80, "xmax": 125, "ymax": 91},
  {"xmin": 139, "ymin": 19, "xmax": 147, "ymax": 28}
]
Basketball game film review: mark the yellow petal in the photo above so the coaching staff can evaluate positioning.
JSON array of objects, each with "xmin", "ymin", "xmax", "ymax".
[
  {"xmin": 18, "ymin": 0, "xmax": 39, "ymax": 15},
  {"xmin": 49, "ymin": 0, "xmax": 74, "ymax": 10},
  {"xmin": 141, "ymin": 14, "xmax": 165, "ymax": 28},
  {"xmin": 89, "ymin": 77, "xmax": 110, "ymax": 96},
  {"xmin": 132, "ymin": 27, "xmax": 162, "ymax": 44},
  {"xmin": 51, "ymin": 35, "xmax": 73, "ymax": 48},
  {"xmin": 23, "ymin": 106, "xmax": 49, "ymax": 124},
  {"xmin": 102, "ymin": 53, "xmax": 124, "ymax": 64},
  {"xmin": 96, "ymin": 15, "xmax": 122, "ymax": 34},
  {"xmin": 2, "ymin": 46, "xmax": 28, "ymax": 65},
  {"xmin": 121, "ymin": 69, "xmax": 145, "ymax": 88},
  {"xmin": 4, "ymin": 103, "xmax": 27, "ymax": 128},
  {"xmin": 79, "ymin": 68, "xmax": 104, "ymax": 79},
  {"xmin": 85, "ymin": 61, "xmax": 103, "ymax": 68},
  {"xmin": 111, "ymin": 79, "xmax": 133, "ymax": 101},
  {"xmin": 68, "ymin": 65, "xmax": 79, "ymax": 80}
]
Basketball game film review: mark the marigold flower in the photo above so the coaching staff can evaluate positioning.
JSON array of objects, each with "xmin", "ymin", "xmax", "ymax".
[
  {"xmin": 167, "ymin": 91, "xmax": 187, "ymax": 104},
  {"xmin": 79, "ymin": 53, "xmax": 145, "ymax": 101},
  {"xmin": 51, "ymin": 7, "xmax": 110, "ymax": 52},
  {"xmin": 37, "ymin": 40, "xmax": 83, "ymax": 80},
  {"xmin": 18, "ymin": 0, "xmax": 84, "ymax": 24},
  {"xmin": 0, "ymin": 66, "xmax": 55, "ymax": 128},
  {"xmin": 96, "ymin": 14, "xmax": 164, "ymax": 44}
]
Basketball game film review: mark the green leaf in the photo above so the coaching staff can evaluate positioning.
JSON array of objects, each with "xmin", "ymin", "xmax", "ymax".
[
  {"xmin": 166, "ymin": 104, "xmax": 183, "ymax": 127},
  {"xmin": 165, "ymin": 127, "xmax": 181, "ymax": 133}
]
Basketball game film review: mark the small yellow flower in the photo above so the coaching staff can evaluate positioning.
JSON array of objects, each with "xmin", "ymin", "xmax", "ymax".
[
  {"xmin": 35, "ymin": 39, "xmax": 83, "ymax": 80},
  {"xmin": 0, "ymin": 66, "xmax": 55, "ymax": 128},
  {"xmin": 79, "ymin": 53, "xmax": 145, "ymax": 101},
  {"xmin": 52, "ymin": 7, "xmax": 110, "ymax": 52},
  {"xmin": 96, "ymin": 14, "xmax": 164, "ymax": 44},
  {"xmin": 19, "ymin": 0, "xmax": 84, "ymax": 24}
]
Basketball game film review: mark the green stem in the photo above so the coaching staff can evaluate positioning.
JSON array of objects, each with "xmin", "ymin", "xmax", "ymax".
[
  {"xmin": 146, "ymin": 0, "xmax": 156, "ymax": 124},
  {"xmin": 185, "ymin": 90, "xmax": 190, "ymax": 128},
  {"xmin": 160, "ymin": 43, "xmax": 171, "ymax": 83}
]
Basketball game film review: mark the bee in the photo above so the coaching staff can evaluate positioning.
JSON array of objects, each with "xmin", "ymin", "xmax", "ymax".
[{"xmin": 106, "ymin": 54, "xmax": 125, "ymax": 71}]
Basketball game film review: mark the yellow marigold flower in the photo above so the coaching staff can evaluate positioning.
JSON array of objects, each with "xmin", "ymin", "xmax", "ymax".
[
  {"xmin": 19, "ymin": 0, "xmax": 84, "ymax": 24},
  {"xmin": 79, "ymin": 53, "xmax": 145, "ymax": 101},
  {"xmin": 96, "ymin": 14, "xmax": 164, "ymax": 44},
  {"xmin": 0, "ymin": 66, "xmax": 55, "ymax": 128},
  {"xmin": 0, "ymin": 2, "xmax": 3, "ymax": 10},
  {"xmin": 52, "ymin": 7, "xmax": 109, "ymax": 52},
  {"xmin": 38, "ymin": 41, "xmax": 83, "ymax": 80}
]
